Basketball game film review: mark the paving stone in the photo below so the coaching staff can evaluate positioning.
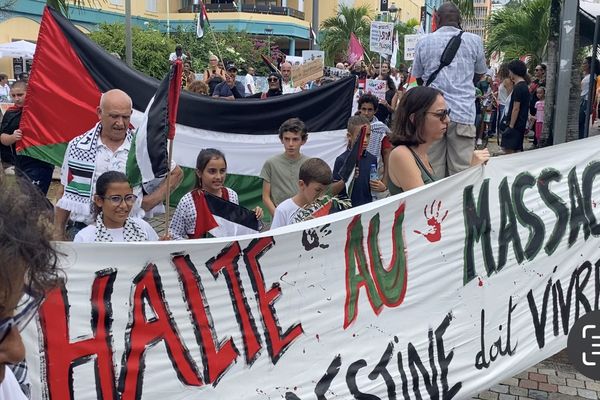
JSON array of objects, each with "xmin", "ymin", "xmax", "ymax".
[
  {"xmin": 501, "ymin": 378, "xmax": 519, "ymax": 387},
  {"xmin": 578, "ymin": 388, "xmax": 599, "ymax": 399},
  {"xmin": 556, "ymin": 371, "xmax": 576, "ymax": 379},
  {"xmin": 526, "ymin": 367, "xmax": 539, "ymax": 374},
  {"xmin": 537, "ymin": 383, "xmax": 557, "ymax": 393},
  {"xmin": 548, "ymin": 394, "xmax": 580, "ymax": 400},
  {"xmin": 536, "ymin": 369, "xmax": 556, "ymax": 376},
  {"xmin": 479, "ymin": 390, "xmax": 499, "ymax": 400},
  {"xmin": 498, "ymin": 394, "xmax": 517, "ymax": 400},
  {"xmin": 557, "ymin": 385, "xmax": 578, "ymax": 396},
  {"xmin": 566, "ymin": 378, "xmax": 585, "ymax": 388},
  {"xmin": 546, "ymin": 376, "xmax": 566, "ymax": 386},
  {"xmin": 518, "ymin": 397, "xmax": 534, "ymax": 400},
  {"xmin": 519, "ymin": 380, "xmax": 538, "ymax": 390},
  {"xmin": 514, "ymin": 372, "xmax": 529, "ymax": 380},
  {"xmin": 577, "ymin": 373, "xmax": 596, "ymax": 382},
  {"xmin": 528, "ymin": 373, "xmax": 548, "ymax": 383},
  {"xmin": 490, "ymin": 385, "xmax": 509, "ymax": 394},
  {"xmin": 509, "ymin": 387, "xmax": 528, "ymax": 396},
  {"xmin": 527, "ymin": 389, "xmax": 549, "ymax": 399},
  {"xmin": 585, "ymin": 381, "xmax": 600, "ymax": 391}
]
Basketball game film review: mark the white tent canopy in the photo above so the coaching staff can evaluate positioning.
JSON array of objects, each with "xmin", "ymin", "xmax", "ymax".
[{"xmin": 0, "ymin": 40, "xmax": 36, "ymax": 59}]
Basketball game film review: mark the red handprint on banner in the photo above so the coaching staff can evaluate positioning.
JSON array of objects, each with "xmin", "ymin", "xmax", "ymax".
[{"xmin": 413, "ymin": 200, "xmax": 448, "ymax": 243}]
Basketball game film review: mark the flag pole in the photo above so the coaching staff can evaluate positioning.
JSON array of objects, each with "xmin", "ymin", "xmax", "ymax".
[
  {"xmin": 209, "ymin": 28, "xmax": 225, "ymax": 68},
  {"xmin": 164, "ymin": 139, "xmax": 174, "ymax": 230}
]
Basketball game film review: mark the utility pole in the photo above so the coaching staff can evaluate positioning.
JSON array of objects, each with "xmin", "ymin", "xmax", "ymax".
[
  {"xmin": 312, "ymin": 0, "xmax": 319, "ymax": 50},
  {"xmin": 125, "ymin": 0, "xmax": 132, "ymax": 67}
]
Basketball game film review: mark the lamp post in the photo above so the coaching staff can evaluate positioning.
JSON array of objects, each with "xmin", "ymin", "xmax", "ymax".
[{"xmin": 265, "ymin": 26, "xmax": 273, "ymax": 56}]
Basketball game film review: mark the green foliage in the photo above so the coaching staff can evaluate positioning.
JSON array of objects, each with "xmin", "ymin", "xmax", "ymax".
[
  {"xmin": 319, "ymin": 4, "xmax": 374, "ymax": 65},
  {"xmin": 486, "ymin": 0, "xmax": 550, "ymax": 69},
  {"xmin": 393, "ymin": 18, "xmax": 419, "ymax": 68},
  {"xmin": 46, "ymin": 0, "xmax": 104, "ymax": 17},
  {"xmin": 171, "ymin": 25, "xmax": 273, "ymax": 75},
  {"xmin": 89, "ymin": 23, "xmax": 176, "ymax": 79}
]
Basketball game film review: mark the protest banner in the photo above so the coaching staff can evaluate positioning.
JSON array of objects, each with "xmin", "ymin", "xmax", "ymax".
[
  {"xmin": 325, "ymin": 66, "xmax": 351, "ymax": 79},
  {"xmin": 301, "ymin": 50, "xmax": 325, "ymax": 63},
  {"xmin": 366, "ymin": 78, "xmax": 387, "ymax": 100},
  {"xmin": 370, "ymin": 21, "xmax": 394, "ymax": 55},
  {"xmin": 23, "ymin": 136, "xmax": 600, "ymax": 399},
  {"xmin": 404, "ymin": 34, "xmax": 420, "ymax": 61},
  {"xmin": 291, "ymin": 58, "xmax": 324, "ymax": 88}
]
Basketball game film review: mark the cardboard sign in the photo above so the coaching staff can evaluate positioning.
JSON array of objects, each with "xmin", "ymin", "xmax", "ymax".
[
  {"xmin": 404, "ymin": 34, "xmax": 420, "ymax": 61},
  {"xmin": 301, "ymin": 50, "xmax": 325, "ymax": 63},
  {"xmin": 366, "ymin": 79, "xmax": 387, "ymax": 100},
  {"xmin": 291, "ymin": 58, "xmax": 324, "ymax": 88},
  {"xmin": 23, "ymin": 137, "xmax": 600, "ymax": 399},
  {"xmin": 370, "ymin": 21, "xmax": 394, "ymax": 55}
]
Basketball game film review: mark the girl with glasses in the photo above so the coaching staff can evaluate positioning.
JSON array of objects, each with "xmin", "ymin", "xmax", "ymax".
[
  {"xmin": 387, "ymin": 87, "xmax": 489, "ymax": 194},
  {"xmin": 73, "ymin": 171, "xmax": 159, "ymax": 242}
]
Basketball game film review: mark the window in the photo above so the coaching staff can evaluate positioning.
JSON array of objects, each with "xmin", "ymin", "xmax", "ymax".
[{"xmin": 147, "ymin": 0, "xmax": 157, "ymax": 12}]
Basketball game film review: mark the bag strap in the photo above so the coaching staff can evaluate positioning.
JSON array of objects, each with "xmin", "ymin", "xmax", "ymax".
[
  {"xmin": 408, "ymin": 147, "xmax": 436, "ymax": 182},
  {"xmin": 426, "ymin": 31, "xmax": 464, "ymax": 87}
]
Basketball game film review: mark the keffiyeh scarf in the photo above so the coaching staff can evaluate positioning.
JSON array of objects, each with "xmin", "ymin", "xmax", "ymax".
[{"xmin": 94, "ymin": 212, "xmax": 149, "ymax": 242}]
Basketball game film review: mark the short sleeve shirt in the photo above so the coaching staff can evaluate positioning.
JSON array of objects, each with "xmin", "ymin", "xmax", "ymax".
[
  {"xmin": 507, "ymin": 81, "xmax": 531, "ymax": 132},
  {"xmin": 271, "ymin": 198, "xmax": 302, "ymax": 229},
  {"xmin": 412, "ymin": 26, "xmax": 487, "ymax": 124},
  {"xmin": 260, "ymin": 153, "xmax": 308, "ymax": 207}
]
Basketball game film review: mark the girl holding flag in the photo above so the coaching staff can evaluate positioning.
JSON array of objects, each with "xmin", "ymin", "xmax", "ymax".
[{"xmin": 169, "ymin": 149, "xmax": 263, "ymax": 239}]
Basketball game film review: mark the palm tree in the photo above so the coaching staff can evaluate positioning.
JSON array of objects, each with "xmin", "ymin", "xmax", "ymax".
[
  {"xmin": 46, "ymin": 0, "xmax": 103, "ymax": 16},
  {"xmin": 393, "ymin": 18, "xmax": 420, "ymax": 67},
  {"xmin": 485, "ymin": 0, "xmax": 550, "ymax": 69},
  {"xmin": 319, "ymin": 4, "xmax": 374, "ymax": 65}
]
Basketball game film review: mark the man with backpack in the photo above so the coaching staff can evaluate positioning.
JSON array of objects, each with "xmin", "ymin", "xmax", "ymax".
[{"xmin": 412, "ymin": 2, "xmax": 487, "ymax": 177}]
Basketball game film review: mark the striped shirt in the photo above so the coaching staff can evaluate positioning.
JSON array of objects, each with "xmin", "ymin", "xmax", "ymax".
[{"xmin": 412, "ymin": 26, "xmax": 487, "ymax": 125}]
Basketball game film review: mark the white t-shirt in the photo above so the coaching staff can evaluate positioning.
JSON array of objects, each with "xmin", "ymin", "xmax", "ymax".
[
  {"xmin": 73, "ymin": 218, "xmax": 159, "ymax": 242},
  {"xmin": 169, "ymin": 52, "xmax": 188, "ymax": 63},
  {"xmin": 0, "ymin": 368, "xmax": 27, "ymax": 400},
  {"xmin": 271, "ymin": 198, "xmax": 302, "ymax": 230},
  {"xmin": 244, "ymin": 73, "xmax": 256, "ymax": 95},
  {"xmin": 282, "ymin": 81, "xmax": 301, "ymax": 94}
]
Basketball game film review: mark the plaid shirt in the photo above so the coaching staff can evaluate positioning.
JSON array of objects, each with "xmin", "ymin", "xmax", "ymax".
[
  {"xmin": 10, "ymin": 361, "xmax": 31, "ymax": 399},
  {"xmin": 412, "ymin": 26, "xmax": 487, "ymax": 125}
]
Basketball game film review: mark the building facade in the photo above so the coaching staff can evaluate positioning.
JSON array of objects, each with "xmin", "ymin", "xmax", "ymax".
[{"xmin": 462, "ymin": 0, "xmax": 491, "ymax": 39}]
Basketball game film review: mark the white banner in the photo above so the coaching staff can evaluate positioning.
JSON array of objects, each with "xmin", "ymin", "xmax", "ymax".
[
  {"xmin": 366, "ymin": 79, "xmax": 387, "ymax": 101},
  {"xmin": 24, "ymin": 137, "xmax": 600, "ymax": 399},
  {"xmin": 404, "ymin": 33, "xmax": 420, "ymax": 61},
  {"xmin": 370, "ymin": 21, "xmax": 395, "ymax": 55}
]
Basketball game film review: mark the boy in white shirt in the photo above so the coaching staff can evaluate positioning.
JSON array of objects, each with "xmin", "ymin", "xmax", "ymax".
[{"xmin": 270, "ymin": 158, "xmax": 332, "ymax": 229}]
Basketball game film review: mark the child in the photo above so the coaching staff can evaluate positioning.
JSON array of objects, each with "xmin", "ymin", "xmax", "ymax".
[
  {"xmin": 74, "ymin": 171, "xmax": 158, "ymax": 242},
  {"xmin": 331, "ymin": 115, "xmax": 380, "ymax": 207},
  {"xmin": 270, "ymin": 158, "xmax": 332, "ymax": 230},
  {"xmin": 170, "ymin": 148, "xmax": 263, "ymax": 239},
  {"xmin": 260, "ymin": 118, "xmax": 309, "ymax": 218},
  {"xmin": 534, "ymin": 87, "xmax": 545, "ymax": 144}
]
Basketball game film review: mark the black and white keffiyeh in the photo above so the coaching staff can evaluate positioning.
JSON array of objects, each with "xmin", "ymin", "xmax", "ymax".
[{"xmin": 94, "ymin": 212, "xmax": 149, "ymax": 242}]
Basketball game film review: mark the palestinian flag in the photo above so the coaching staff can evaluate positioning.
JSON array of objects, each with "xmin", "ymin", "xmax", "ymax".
[
  {"xmin": 196, "ymin": 1, "xmax": 210, "ymax": 39},
  {"xmin": 201, "ymin": 191, "xmax": 262, "ymax": 237},
  {"xmin": 19, "ymin": 6, "xmax": 354, "ymax": 217}
]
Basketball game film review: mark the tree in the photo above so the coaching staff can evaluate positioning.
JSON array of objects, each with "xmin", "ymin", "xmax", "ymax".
[
  {"xmin": 88, "ymin": 23, "xmax": 176, "ymax": 79},
  {"xmin": 319, "ymin": 4, "xmax": 374, "ymax": 65},
  {"xmin": 485, "ymin": 0, "xmax": 550, "ymax": 70},
  {"xmin": 393, "ymin": 18, "xmax": 420, "ymax": 67},
  {"xmin": 46, "ymin": 0, "xmax": 103, "ymax": 16}
]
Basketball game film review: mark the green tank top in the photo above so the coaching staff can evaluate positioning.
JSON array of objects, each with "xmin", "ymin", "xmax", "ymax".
[{"xmin": 388, "ymin": 147, "xmax": 437, "ymax": 195}]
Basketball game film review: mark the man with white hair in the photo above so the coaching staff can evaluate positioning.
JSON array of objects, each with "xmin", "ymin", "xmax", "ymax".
[
  {"xmin": 53, "ymin": 89, "xmax": 182, "ymax": 240},
  {"xmin": 280, "ymin": 62, "xmax": 301, "ymax": 94}
]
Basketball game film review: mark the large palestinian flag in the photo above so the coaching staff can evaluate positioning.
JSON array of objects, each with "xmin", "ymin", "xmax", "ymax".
[{"xmin": 19, "ymin": 7, "xmax": 354, "ymax": 213}]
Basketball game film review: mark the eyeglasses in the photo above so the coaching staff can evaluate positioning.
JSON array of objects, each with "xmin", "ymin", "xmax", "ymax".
[
  {"xmin": 267, "ymin": 77, "xmax": 279, "ymax": 82},
  {"xmin": 101, "ymin": 194, "xmax": 138, "ymax": 206},
  {"xmin": 426, "ymin": 109, "xmax": 451, "ymax": 121},
  {"xmin": 0, "ymin": 289, "xmax": 43, "ymax": 345}
]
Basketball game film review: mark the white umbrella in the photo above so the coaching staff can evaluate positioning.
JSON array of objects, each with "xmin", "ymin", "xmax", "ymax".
[
  {"xmin": 0, "ymin": 40, "xmax": 36, "ymax": 59},
  {"xmin": 0, "ymin": 40, "xmax": 36, "ymax": 77}
]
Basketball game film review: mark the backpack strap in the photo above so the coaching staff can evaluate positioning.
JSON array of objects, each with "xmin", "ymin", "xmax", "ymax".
[{"xmin": 426, "ymin": 31, "xmax": 464, "ymax": 87}]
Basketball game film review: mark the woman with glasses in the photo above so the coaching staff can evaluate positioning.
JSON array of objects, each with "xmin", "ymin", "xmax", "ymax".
[
  {"xmin": 73, "ymin": 171, "xmax": 159, "ymax": 242},
  {"xmin": 387, "ymin": 86, "xmax": 489, "ymax": 195},
  {"xmin": 249, "ymin": 72, "xmax": 283, "ymax": 99},
  {"xmin": 0, "ymin": 176, "xmax": 62, "ymax": 399}
]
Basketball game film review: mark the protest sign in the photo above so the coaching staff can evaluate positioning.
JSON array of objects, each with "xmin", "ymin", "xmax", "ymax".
[
  {"xmin": 291, "ymin": 58, "xmax": 324, "ymax": 88},
  {"xmin": 286, "ymin": 55, "xmax": 304, "ymax": 66},
  {"xmin": 325, "ymin": 66, "xmax": 351, "ymax": 79},
  {"xmin": 370, "ymin": 21, "xmax": 394, "ymax": 55},
  {"xmin": 404, "ymin": 34, "xmax": 420, "ymax": 61},
  {"xmin": 301, "ymin": 50, "xmax": 325, "ymax": 63},
  {"xmin": 366, "ymin": 78, "xmax": 387, "ymax": 100},
  {"xmin": 23, "ymin": 137, "xmax": 600, "ymax": 399}
]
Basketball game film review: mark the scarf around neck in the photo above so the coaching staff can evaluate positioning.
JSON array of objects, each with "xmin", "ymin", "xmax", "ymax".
[{"xmin": 94, "ymin": 212, "xmax": 148, "ymax": 242}]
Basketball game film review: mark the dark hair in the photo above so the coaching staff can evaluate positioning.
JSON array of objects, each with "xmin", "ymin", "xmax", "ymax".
[
  {"xmin": 0, "ymin": 73, "xmax": 7, "ymax": 80},
  {"xmin": 299, "ymin": 158, "xmax": 332, "ymax": 186},
  {"xmin": 93, "ymin": 171, "xmax": 130, "ymax": 216},
  {"xmin": 358, "ymin": 93, "xmax": 379, "ymax": 110},
  {"xmin": 347, "ymin": 115, "xmax": 370, "ymax": 135},
  {"xmin": 195, "ymin": 148, "xmax": 226, "ymax": 189},
  {"xmin": 390, "ymin": 86, "xmax": 443, "ymax": 146},
  {"xmin": 507, "ymin": 59, "xmax": 528, "ymax": 82},
  {"xmin": 0, "ymin": 176, "xmax": 62, "ymax": 314},
  {"xmin": 538, "ymin": 63, "xmax": 547, "ymax": 72},
  {"xmin": 278, "ymin": 118, "xmax": 308, "ymax": 140},
  {"xmin": 385, "ymin": 75, "xmax": 396, "ymax": 92}
]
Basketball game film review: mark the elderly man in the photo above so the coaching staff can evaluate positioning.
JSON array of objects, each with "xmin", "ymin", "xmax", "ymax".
[
  {"xmin": 412, "ymin": 2, "xmax": 487, "ymax": 177},
  {"xmin": 280, "ymin": 62, "xmax": 301, "ymax": 94},
  {"xmin": 53, "ymin": 89, "xmax": 183, "ymax": 240}
]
